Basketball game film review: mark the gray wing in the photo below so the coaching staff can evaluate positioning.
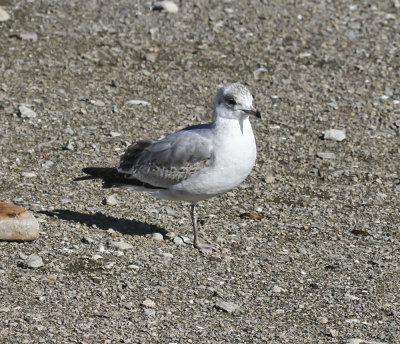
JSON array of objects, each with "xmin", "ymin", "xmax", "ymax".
[{"xmin": 117, "ymin": 125, "xmax": 213, "ymax": 188}]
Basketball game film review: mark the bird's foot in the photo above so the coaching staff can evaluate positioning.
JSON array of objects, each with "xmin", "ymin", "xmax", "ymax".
[{"xmin": 194, "ymin": 242, "xmax": 219, "ymax": 255}]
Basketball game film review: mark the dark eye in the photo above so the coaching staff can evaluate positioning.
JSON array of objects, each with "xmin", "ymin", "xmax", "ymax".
[{"xmin": 226, "ymin": 97, "xmax": 236, "ymax": 106}]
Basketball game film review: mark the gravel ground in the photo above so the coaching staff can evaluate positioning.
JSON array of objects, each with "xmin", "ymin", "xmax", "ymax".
[{"xmin": 1, "ymin": 0, "xmax": 399, "ymax": 343}]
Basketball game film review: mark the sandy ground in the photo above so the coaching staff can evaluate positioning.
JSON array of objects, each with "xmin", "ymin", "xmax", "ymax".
[{"xmin": 1, "ymin": 0, "xmax": 399, "ymax": 343}]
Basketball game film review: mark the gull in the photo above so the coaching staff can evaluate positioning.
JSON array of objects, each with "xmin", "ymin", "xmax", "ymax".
[{"xmin": 74, "ymin": 83, "xmax": 261, "ymax": 253}]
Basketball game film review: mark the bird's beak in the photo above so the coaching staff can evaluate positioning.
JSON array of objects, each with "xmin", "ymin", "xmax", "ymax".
[{"xmin": 243, "ymin": 108, "xmax": 262, "ymax": 119}]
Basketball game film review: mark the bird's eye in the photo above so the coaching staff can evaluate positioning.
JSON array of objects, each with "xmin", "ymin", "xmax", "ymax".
[{"xmin": 226, "ymin": 97, "xmax": 236, "ymax": 106}]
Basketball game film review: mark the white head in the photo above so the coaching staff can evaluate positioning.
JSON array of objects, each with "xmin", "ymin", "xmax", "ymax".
[{"xmin": 212, "ymin": 83, "xmax": 261, "ymax": 121}]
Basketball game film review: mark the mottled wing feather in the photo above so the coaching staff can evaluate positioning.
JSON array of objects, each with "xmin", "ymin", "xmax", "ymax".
[{"xmin": 117, "ymin": 127, "xmax": 213, "ymax": 187}]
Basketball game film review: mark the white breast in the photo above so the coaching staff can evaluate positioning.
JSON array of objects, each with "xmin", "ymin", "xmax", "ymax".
[{"xmin": 162, "ymin": 117, "xmax": 256, "ymax": 202}]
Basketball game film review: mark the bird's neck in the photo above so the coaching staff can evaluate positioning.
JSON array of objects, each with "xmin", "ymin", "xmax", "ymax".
[{"xmin": 212, "ymin": 115, "xmax": 252, "ymax": 135}]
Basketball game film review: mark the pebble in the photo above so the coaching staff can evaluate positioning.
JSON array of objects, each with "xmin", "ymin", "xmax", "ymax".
[
  {"xmin": 267, "ymin": 284, "xmax": 287, "ymax": 293},
  {"xmin": 19, "ymin": 32, "xmax": 38, "ymax": 42},
  {"xmin": 161, "ymin": 252, "xmax": 173, "ymax": 259},
  {"xmin": 152, "ymin": 1, "xmax": 179, "ymax": 13},
  {"xmin": 108, "ymin": 241, "xmax": 133, "ymax": 250},
  {"xmin": 346, "ymin": 339, "xmax": 388, "ymax": 344},
  {"xmin": 125, "ymin": 99, "xmax": 150, "ymax": 106},
  {"xmin": 21, "ymin": 172, "xmax": 36, "ymax": 178},
  {"xmin": 214, "ymin": 301, "xmax": 239, "ymax": 313},
  {"xmin": 62, "ymin": 127, "xmax": 74, "ymax": 135},
  {"xmin": 109, "ymin": 131, "xmax": 121, "ymax": 137},
  {"xmin": 151, "ymin": 232, "xmax": 164, "ymax": 241},
  {"xmin": 324, "ymin": 129, "xmax": 346, "ymax": 141},
  {"xmin": 91, "ymin": 100, "xmax": 105, "ymax": 106},
  {"xmin": 64, "ymin": 140, "xmax": 74, "ymax": 150},
  {"xmin": 318, "ymin": 316, "xmax": 329, "ymax": 324},
  {"xmin": 142, "ymin": 298, "xmax": 156, "ymax": 308},
  {"xmin": 0, "ymin": 203, "xmax": 39, "ymax": 241},
  {"xmin": 0, "ymin": 7, "xmax": 10, "ymax": 22},
  {"xmin": 91, "ymin": 254, "xmax": 103, "ymax": 260},
  {"xmin": 329, "ymin": 329, "xmax": 338, "ymax": 338},
  {"xmin": 143, "ymin": 308, "xmax": 156, "ymax": 316},
  {"xmin": 102, "ymin": 194, "xmax": 118, "ymax": 206},
  {"xmin": 81, "ymin": 236, "xmax": 95, "ymax": 244},
  {"xmin": 19, "ymin": 105, "xmax": 37, "ymax": 118},
  {"xmin": 25, "ymin": 254, "xmax": 44, "ymax": 268},
  {"xmin": 173, "ymin": 236, "xmax": 191, "ymax": 245},
  {"xmin": 173, "ymin": 236, "xmax": 184, "ymax": 245},
  {"xmin": 265, "ymin": 174, "xmax": 275, "ymax": 183},
  {"xmin": 253, "ymin": 67, "xmax": 268, "ymax": 80},
  {"xmin": 317, "ymin": 152, "xmax": 336, "ymax": 160}
]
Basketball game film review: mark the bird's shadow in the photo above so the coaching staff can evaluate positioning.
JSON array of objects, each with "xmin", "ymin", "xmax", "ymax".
[{"xmin": 39, "ymin": 209, "xmax": 166, "ymax": 236}]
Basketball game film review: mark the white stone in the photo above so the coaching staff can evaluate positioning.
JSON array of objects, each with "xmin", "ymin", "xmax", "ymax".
[
  {"xmin": 324, "ymin": 129, "xmax": 346, "ymax": 141},
  {"xmin": 215, "ymin": 301, "xmax": 239, "ymax": 313},
  {"xmin": 152, "ymin": 1, "xmax": 179, "ymax": 13},
  {"xmin": 142, "ymin": 298, "xmax": 156, "ymax": 308},
  {"xmin": 317, "ymin": 152, "xmax": 336, "ymax": 160},
  {"xmin": 152, "ymin": 232, "xmax": 164, "ymax": 241},
  {"xmin": 20, "ymin": 32, "xmax": 38, "ymax": 42},
  {"xmin": 125, "ymin": 99, "xmax": 150, "ymax": 106},
  {"xmin": 253, "ymin": 67, "xmax": 268, "ymax": 80},
  {"xmin": 19, "ymin": 105, "xmax": 37, "ymax": 118},
  {"xmin": 103, "ymin": 194, "xmax": 118, "ymax": 206},
  {"xmin": 0, "ymin": 7, "xmax": 10, "ymax": 22},
  {"xmin": 21, "ymin": 172, "xmax": 37, "ymax": 178},
  {"xmin": 0, "ymin": 203, "xmax": 39, "ymax": 241},
  {"xmin": 25, "ymin": 254, "xmax": 44, "ymax": 268},
  {"xmin": 108, "ymin": 241, "xmax": 133, "ymax": 250}
]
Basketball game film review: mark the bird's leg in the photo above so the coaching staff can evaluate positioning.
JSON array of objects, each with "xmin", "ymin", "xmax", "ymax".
[
  {"xmin": 191, "ymin": 203, "xmax": 200, "ymax": 248},
  {"xmin": 190, "ymin": 203, "xmax": 219, "ymax": 254}
]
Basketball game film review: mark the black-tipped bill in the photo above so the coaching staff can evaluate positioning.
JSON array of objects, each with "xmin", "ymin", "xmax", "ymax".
[{"xmin": 244, "ymin": 108, "xmax": 262, "ymax": 119}]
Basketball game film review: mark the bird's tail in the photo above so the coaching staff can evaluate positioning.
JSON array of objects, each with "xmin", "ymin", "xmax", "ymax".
[{"xmin": 74, "ymin": 167, "xmax": 164, "ymax": 190}]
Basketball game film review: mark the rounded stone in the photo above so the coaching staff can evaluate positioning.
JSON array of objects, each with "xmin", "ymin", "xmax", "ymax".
[{"xmin": 0, "ymin": 203, "xmax": 39, "ymax": 241}]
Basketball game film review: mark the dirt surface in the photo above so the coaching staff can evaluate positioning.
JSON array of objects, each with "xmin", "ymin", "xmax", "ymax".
[{"xmin": 1, "ymin": 0, "xmax": 399, "ymax": 343}]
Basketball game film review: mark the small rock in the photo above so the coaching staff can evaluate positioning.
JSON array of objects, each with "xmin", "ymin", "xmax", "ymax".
[
  {"xmin": 91, "ymin": 100, "xmax": 105, "ymax": 106},
  {"xmin": 346, "ymin": 340, "xmax": 364, "ymax": 344},
  {"xmin": 253, "ymin": 67, "xmax": 268, "ymax": 80},
  {"xmin": 21, "ymin": 172, "xmax": 36, "ymax": 178},
  {"xmin": 173, "ymin": 236, "xmax": 184, "ymax": 245},
  {"xmin": 62, "ymin": 127, "xmax": 74, "ymax": 135},
  {"xmin": 215, "ymin": 301, "xmax": 239, "ymax": 313},
  {"xmin": 143, "ymin": 308, "xmax": 156, "ymax": 316},
  {"xmin": 267, "ymin": 284, "xmax": 287, "ymax": 293},
  {"xmin": 0, "ymin": 7, "xmax": 10, "ymax": 22},
  {"xmin": 317, "ymin": 152, "xmax": 336, "ymax": 160},
  {"xmin": 142, "ymin": 298, "xmax": 156, "ymax": 308},
  {"xmin": 265, "ymin": 174, "xmax": 275, "ymax": 183},
  {"xmin": 19, "ymin": 105, "xmax": 37, "ymax": 118},
  {"xmin": 162, "ymin": 252, "xmax": 173, "ymax": 259},
  {"xmin": 324, "ymin": 129, "xmax": 346, "ymax": 141},
  {"xmin": 25, "ymin": 254, "xmax": 44, "ymax": 268},
  {"xmin": 108, "ymin": 241, "xmax": 133, "ymax": 250},
  {"xmin": 109, "ymin": 131, "xmax": 121, "ymax": 137},
  {"xmin": 91, "ymin": 254, "xmax": 103, "ymax": 260},
  {"xmin": 152, "ymin": 1, "xmax": 179, "ymax": 13},
  {"xmin": 81, "ymin": 236, "xmax": 95, "ymax": 244},
  {"xmin": 165, "ymin": 231, "xmax": 176, "ymax": 240},
  {"xmin": 345, "ymin": 294, "xmax": 360, "ymax": 301},
  {"xmin": 102, "ymin": 194, "xmax": 118, "ymax": 206},
  {"xmin": 125, "ymin": 99, "xmax": 150, "ymax": 106},
  {"xmin": 64, "ymin": 140, "xmax": 74, "ymax": 151},
  {"xmin": 152, "ymin": 232, "xmax": 164, "ymax": 241},
  {"xmin": 329, "ymin": 329, "xmax": 339, "ymax": 338},
  {"xmin": 0, "ymin": 203, "xmax": 39, "ymax": 241},
  {"xmin": 20, "ymin": 32, "xmax": 38, "ymax": 42},
  {"xmin": 318, "ymin": 316, "xmax": 329, "ymax": 324}
]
